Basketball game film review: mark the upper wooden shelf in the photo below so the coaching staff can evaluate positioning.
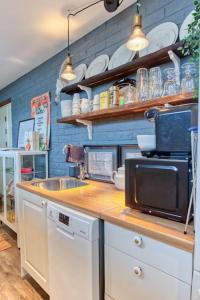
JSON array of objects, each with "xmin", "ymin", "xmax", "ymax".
[
  {"xmin": 57, "ymin": 93, "xmax": 196, "ymax": 125},
  {"xmin": 61, "ymin": 41, "xmax": 183, "ymax": 95}
]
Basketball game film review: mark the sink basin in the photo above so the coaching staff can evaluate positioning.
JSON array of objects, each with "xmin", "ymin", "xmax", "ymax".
[{"xmin": 31, "ymin": 178, "xmax": 88, "ymax": 191}]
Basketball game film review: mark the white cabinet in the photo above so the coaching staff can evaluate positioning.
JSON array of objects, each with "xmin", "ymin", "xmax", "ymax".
[
  {"xmin": 19, "ymin": 189, "xmax": 48, "ymax": 293},
  {"xmin": 192, "ymin": 271, "xmax": 200, "ymax": 300},
  {"xmin": 105, "ymin": 222, "xmax": 192, "ymax": 284},
  {"xmin": 105, "ymin": 222, "xmax": 192, "ymax": 300},
  {"xmin": 0, "ymin": 150, "xmax": 48, "ymax": 233}
]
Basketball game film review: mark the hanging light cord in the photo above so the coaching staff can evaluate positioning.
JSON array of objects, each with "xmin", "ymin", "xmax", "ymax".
[
  {"xmin": 67, "ymin": 0, "xmax": 103, "ymax": 55},
  {"xmin": 67, "ymin": 0, "xmax": 125, "ymax": 54},
  {"xmin": 136, "ymin": 0, "xmax": 141, "ymax": 14}
]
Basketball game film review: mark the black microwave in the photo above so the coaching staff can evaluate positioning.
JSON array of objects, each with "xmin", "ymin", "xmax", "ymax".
[{"xmin": 125, "ymin": 158, "xmax": 192, "ymax": 222}]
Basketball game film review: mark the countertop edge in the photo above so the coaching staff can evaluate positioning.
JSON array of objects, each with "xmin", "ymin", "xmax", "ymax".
[
  {"xmin": 102, "ymin": 213, "xmax": 194, "ymax": 253},
  {"xmin": 17, "ymin": 183, "xmax": 194, "ymax": 253}
]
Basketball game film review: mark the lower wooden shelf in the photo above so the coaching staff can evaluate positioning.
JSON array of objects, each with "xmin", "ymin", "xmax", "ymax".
[{"xmin": 57, "ymin": 92, "xmax": 197, "ymax": 125}]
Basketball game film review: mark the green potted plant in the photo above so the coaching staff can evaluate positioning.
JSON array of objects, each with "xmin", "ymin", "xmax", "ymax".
[{"xmin": 179, "ymin": 0, "xmax": 200, "ymax": 96}]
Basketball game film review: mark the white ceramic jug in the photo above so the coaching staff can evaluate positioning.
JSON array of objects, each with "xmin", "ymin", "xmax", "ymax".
[{"xmin": 111, "ymin": 166, "xmax": 125, "ymax": 190}]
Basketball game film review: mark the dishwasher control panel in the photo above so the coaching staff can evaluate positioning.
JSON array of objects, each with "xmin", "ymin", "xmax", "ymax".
[
  {"xmin": 48, "ymin": 203, "xmax": 99, "ymax": 241},
  {"xmin": 59, "ymin": 213, "xmax": 70, "ymax": 226}
]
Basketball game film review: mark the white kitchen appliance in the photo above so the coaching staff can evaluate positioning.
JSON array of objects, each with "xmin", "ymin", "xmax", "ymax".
[{"xmin": 47, "ymin": 202, "xmax": 100, "ymax": 300}]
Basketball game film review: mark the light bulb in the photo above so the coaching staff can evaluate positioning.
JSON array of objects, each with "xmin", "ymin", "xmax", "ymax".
[
  {"xmin": 61, "ymin": 54, "xmax": 76, "ymax": 81},
  {"xmin": 127, "ymin": 15, "xmax": 149, "ymax": 52}
]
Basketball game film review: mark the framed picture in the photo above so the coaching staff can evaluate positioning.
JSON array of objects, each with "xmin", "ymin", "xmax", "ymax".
[
  {"xmin": 31, "ymin": 92, "xmax": 51, "ymax": 150},
  {"xmin": 84, "ymin": 145, "xmax": 119, "ymax": 182},
  {"xmin": 17, "ymin": 118, "xmax": 35, "ymax": 148},
  {"xmin": 119, "ymin": 144, "xmax": 142, "ymax": 166}
]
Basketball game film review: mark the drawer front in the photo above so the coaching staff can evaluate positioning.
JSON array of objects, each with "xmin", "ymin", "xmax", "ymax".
[
  {"xmin": 105, "ymin": 245, "xmax": 191, "ymax": 300},
  {"xmin": 105, "ymin": 222, "xmax": 192, "ymax": 284}
]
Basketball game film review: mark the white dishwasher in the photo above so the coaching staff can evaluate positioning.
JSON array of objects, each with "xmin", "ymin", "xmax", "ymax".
[{"xmin": 47, "ymin": 202, "xmax": 100, "ymax": 300}]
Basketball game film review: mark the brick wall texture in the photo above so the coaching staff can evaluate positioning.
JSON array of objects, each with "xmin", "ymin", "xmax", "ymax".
[{"xmin": 0, "ymin": 0, "xmax": 194, "ymax": 177}]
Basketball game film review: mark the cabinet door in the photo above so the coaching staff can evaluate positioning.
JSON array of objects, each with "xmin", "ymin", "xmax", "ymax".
[
  {"xmin": 105, "ymin": 245, "xmax": 191, "ymax": 300},
  {"xmin": 5, "ymin": 157, "xmax": 16, "ymax": 226},
  {"xmin": 192, "ymin": 271, "xmax": 200, "ymax": 300},
  {"xmin": 0, "ymin": 157, "xmax": 3, "ymax": 218},
  {"xmin": 20, "ymin": 190, "xmax": 48, "ymax": 293},
  {"xmin": 105, "ymin": 222, "xmax": 192, "ymax": 284}
]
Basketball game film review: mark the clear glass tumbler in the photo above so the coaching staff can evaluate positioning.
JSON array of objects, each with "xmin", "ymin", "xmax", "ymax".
[
  {"xmin": 181, "ymin": 63, "xmax": 196, "ymax": 93},
  {"xmin": 163, "ymin": 68, "xmax": 180, "ymax": 96},
  {"xmin": 136, "ymin": 68, "xmax": 149, "ymax": 102},
  {"xmin": 149, "ymin": 67, "xmax": 163, "ymax": 99}
]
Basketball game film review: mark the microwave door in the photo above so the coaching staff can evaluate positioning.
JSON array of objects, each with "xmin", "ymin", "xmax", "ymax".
[{"xmin": 135, "ymin": 164, "xmax": 178, "ymax": 212}]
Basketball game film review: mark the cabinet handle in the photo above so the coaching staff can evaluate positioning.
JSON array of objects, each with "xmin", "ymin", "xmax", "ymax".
[
  {"xmin": 133, "ymin": 267, "xmax": 143, "ymax": 277},
  {"xmin": 42, "ymin": 200, "xmax": 46, "ymax": 207},
  {"xmin": 133, "ymin": 236, "xmax": 143, "ymax": 247}
]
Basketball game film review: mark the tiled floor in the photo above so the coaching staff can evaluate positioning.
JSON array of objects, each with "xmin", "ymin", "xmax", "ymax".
[{"xmin": 0, "ymin": 225, "xmax": 49, "ymax": 300}]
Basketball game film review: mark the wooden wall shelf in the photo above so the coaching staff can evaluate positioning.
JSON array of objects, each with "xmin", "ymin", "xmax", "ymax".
[
  {"xmin": 61, "ymin": 41, "xmax": 183, "ymax": 95},
  {"xmin": 57, "ymin": 93, "xmax": 196, "ymax": 125}
]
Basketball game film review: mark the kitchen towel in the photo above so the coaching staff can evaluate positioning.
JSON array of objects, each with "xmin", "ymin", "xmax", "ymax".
[{"xmin": 64, "ymin": 144, "xmax": 85, "ymax": 163}]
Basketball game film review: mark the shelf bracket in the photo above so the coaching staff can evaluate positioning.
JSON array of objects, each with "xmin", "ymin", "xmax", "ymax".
[
  {"xmin": 76, "ymin": 119, "xmax": 93, "ymax": 140},
  {"xmin": 168, "ymin": 50, "xmax": 180, "ymax": 86}
]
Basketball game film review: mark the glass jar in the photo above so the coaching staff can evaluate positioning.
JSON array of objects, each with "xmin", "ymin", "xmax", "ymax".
[
  {"xmin": 149, "ymin": 67, "xmax": 163, "ymax": 99},
  {"xmin": 136, "ymin": 68, "xmax": 149, "ymax": 102},
  {"xmin": 163, "ymin": 68, "xmax": 180, "ymax": 96},
  {"xmin": 181, "ymin": 63, "xmax": 196, "ymax": 93},
  {"xmin": 109, "ymin": 86, "xmax": 120, "ymax": 107}
]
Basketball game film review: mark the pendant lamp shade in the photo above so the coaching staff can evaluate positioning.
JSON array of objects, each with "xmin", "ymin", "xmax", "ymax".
[
  {"xmin": 61, "ymin": 54, "xmax": 76, "ymax": 81},
  {"xmin": 61, "ymin": 14, "xmax": 76, "ymax": 81},
  {"xmin": 127, "ymin": 14, "xmax": 149, "ymax": 52}
]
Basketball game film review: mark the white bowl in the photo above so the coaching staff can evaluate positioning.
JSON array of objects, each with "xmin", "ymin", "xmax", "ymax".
[{"xmin": 137, "ymin": 135, "xmax": 156, "ymax": 151}]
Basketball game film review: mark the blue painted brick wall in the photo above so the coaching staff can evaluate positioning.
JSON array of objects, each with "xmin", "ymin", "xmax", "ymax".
[{"xmin": 0, "ymin": 0, "xmax": 194, "ymax": 177}]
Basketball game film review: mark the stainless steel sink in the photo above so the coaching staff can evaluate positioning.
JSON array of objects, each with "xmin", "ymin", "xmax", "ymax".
[{"xmin": 31, "ymin": 178, "xmax": 88, "ymax": 191}]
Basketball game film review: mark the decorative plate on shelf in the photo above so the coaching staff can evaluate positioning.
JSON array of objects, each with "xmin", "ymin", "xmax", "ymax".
[
  {"xmin": 108, "ymin": 44, "xmax": 136, "ymax": 70},
  {"xmin": 179, "ymin": 10, "xmax": 194, "ymax": 40},
  {"xmin": 85, "ymin": 55, "xmax": 109, "ymax": 79},
  {"xmin": 67, "ymin": 63, "xmax": 87, "ymax": 85},
  {"xmin": 139, "ymin": 22, "xmax": 179, "ymax": 57}
]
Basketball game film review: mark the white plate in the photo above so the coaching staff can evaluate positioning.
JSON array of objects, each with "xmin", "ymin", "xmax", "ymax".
[
  {"xmin": 139, "ymin": 22, "xmax": 179, "ymax": 57},
  {"xmin": 179, "ymin": 10, "xmax": 194, "ymax": 40},
  {"xmin": 108, "ymin": 44, "xmax": 136, "ymax": 70},
  {"xmin": 85, "ymin": 55, "xmax": 109, "ymax": 78},
  {"xmin": 67, "ymin": 64, "xmax": 87, "ymax": 85}
]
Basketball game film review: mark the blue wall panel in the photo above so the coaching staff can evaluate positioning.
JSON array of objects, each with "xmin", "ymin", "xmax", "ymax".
[{"xmin": 0, "ymin": 0, "xmax": 194, "ymax": 177}]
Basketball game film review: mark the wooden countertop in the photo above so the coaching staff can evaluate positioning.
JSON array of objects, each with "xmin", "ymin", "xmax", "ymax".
[
  {"xmin": 17, "ymin": 179, "xmax": 194, "ymax": 253},
  {"xmin": 17, "ymin": 179, "xmax": 124, "ymax": 217}
]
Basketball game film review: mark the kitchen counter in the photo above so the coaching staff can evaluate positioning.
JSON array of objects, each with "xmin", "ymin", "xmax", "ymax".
[
  {"xmin": 17, "ymin": 179, "xmax": 124, "ymax": 217},
  {"xmin": 17, "ymin": 179, "xmax": 194, "ymax": 252}
]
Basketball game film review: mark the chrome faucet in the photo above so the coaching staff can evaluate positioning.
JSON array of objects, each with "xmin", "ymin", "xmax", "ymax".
[{"xmin": 79, "ymin": 163, "xmax": 87, "ymax": 180}]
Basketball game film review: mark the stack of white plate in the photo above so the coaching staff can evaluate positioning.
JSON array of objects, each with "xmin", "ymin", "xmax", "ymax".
[{"xmin": 72, "ymin": 93, "xmax": 81, "ymax": 115}]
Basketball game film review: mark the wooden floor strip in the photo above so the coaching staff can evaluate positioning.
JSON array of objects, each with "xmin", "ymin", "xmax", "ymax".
[
  {"xmin": 0, "ymin": 233, "xmax": 12, "ymax": 252},
  {"xmin": 0, "ymin": 226, "xmax": 49, "ymax": 300}
]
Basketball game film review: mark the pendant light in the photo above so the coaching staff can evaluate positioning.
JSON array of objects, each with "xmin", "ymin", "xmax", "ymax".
[
  {"xmin": 61, "ymin": 15, "xmax": 76, "ymax": 81},
  {"xmin": 61, "ymin": 0, "xmax": 125, "ymax": 81},
  {"xmin": 127, "ymin": 0, "xmax": 149, "ymax": 52}
]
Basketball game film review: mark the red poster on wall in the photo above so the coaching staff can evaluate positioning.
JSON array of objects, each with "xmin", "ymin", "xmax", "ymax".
[{"xmin": 31, "ymin": 92, "xmax": 50, "ymax": 150}]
